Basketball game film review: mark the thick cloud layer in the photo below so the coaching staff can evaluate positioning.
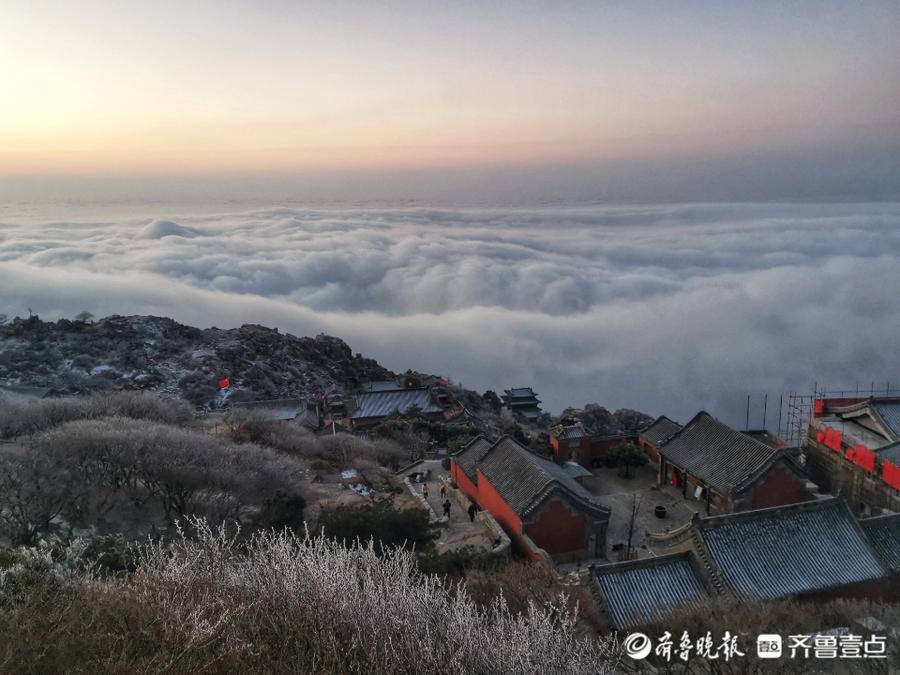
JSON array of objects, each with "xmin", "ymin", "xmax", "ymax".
[{"xmin": 2, "ymin": 202, "xmax": 899, "ymax": 429}]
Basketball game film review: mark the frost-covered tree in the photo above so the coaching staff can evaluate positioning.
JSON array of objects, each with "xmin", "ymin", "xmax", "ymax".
[{"xmin": 0, "ymin": 521, "xmax": 625, "ymax": 672}]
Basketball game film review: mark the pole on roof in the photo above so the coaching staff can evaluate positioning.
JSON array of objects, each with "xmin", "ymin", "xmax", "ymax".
[
  {"xmin": 777, "ymin": 393, "xmax": 783, "ymax": 438},
  {"xmin": 762, "ymin": 394, "xmax": 768, "ymax": 431},
  {"xmin": 745, "ymin": 395, "xmax": 750, "ymax": 431}
]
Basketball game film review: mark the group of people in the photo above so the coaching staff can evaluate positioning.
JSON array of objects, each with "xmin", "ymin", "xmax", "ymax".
[{"xmin": 420, "ymin": 481, "xmax": 479, "ymax": 522}]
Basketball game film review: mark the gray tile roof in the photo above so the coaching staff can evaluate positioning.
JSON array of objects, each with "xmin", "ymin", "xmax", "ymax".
[
  {"xmin": 364, "ymin": 380, "xmax": 405, "ymax": 392},
  {"xmin": 562, "ymin": 461, "xmax": 593, "ymax": 478},
  {"xmin": 231, "ymin": 398, "xmax": 302, "ymax": 422},
  {"xmin": 351, "ymin": 388, "xmax": 443, "ymax": 420},
  {"xmin": 452, "ymin": 436, "xmax": 493, "ymax": 482},
  {"xmin": 741, "ymin": 429, "xmax": 784, "ymax": 448},
  {"xmin": 696, "ymin": 498, "xmax": 887, "ymax": 599},
  {"xmin": 872, "ymin": 400, "xmax": 900, "ymax": 441},
  {"xmin": 877, "ymin": 440, "xmax": 900, "ymax": 465},
  {"xmin": 860, "ymin": 514, "xmax": 900, "ymax": 573},
  {"xmin": 658, "ymin": 411, "xmax": 780, "ymax": 493},
  {"xmin": 554, "ymin": 425, "xmax": 589, "ymax": 441},
  {"xmin": 505, "ymin": 387, "xmax": 537, "ymax": 399},
  {"xmin": 639, "ymin": 416, "xmax": 682, "ymax": 447},
  {"xmin": 815, "ymin": 416, "xmax": 890, "ymax": 450},
  {"xmin": 594, "ymin": 553, "xmax": 711, "ymax": 629},
  {"xmin": 476, "ymin": 437, "xmax": 609, "ymax": 518}
]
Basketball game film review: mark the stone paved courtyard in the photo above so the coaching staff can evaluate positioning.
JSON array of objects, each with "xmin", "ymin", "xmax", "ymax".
[{"xmin": 578, "ymin": 463, "xmax": 704, "ymax": 560}]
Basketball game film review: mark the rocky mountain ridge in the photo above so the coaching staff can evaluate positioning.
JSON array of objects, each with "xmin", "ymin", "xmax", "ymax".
[{"xmin": 0, "ymin": 314, "xmax": 394, "ymax": 408}]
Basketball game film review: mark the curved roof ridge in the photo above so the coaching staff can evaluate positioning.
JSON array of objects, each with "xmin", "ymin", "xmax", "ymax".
[
  {"xmin": 476, "ymin": 435, "xmax": 609, "ymax": 517},
  {"xmin": 657, "ymin": 410, "xmax": 780, "ymax": 492},
  {"xmin": 696, "ymin": 495, "xmax": 843, "ymax": 527}
]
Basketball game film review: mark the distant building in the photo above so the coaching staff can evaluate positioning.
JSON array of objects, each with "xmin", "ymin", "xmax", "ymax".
[
  {"xmin": 350, "ymin": 387, "xmax": 445, "ymax": 428},
  {"xmin": 450, "ymin": 436, "xmax": 610, "ymax": 562},
  {"xmin": 549, "ymin": 423, "xmax": 634, "ymax": 467},
  {"xmin": 325, "ymin": 392, "xmax": 349, "ymax": 420},
  {"xmin": 230, "ymin": 397, "xmax": 320, "ymax": 429},
  {"xmin": 637, "ymin": 415, "xmax": 682, "ymax": 462},
  {"xmin": 596, "ymin": 498, "xmax": 894, "ymax": 629},
  {"xmin": 806, "ymin": 396, "xmax": 900, "ymax": 515},
  {"xmin": 502, "ymin": 387, "xmax": 542, "ymax": 423},
  {"xmin": 363, "ymin": 380, "xmax": 406, "ymax": 393},
  {"xmin": 657, "ymin": 411, "xmax": 815, "ymax": 514}
]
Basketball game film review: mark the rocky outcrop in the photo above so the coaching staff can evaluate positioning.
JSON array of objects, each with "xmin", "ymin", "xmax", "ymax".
[{"xmin": 0, "ymin": 314, "xmax": 394, "ymax": 408}]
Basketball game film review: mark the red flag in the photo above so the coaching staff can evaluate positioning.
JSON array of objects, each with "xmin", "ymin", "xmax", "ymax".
[{"xmin": 218, "ymin": 377, "xmax": 230, "ymax": 389}]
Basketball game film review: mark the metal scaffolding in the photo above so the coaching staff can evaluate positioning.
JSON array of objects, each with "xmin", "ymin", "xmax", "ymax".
[{"xmin": 779, "ymin": 382, "xmax": 895, "ymax": 450}]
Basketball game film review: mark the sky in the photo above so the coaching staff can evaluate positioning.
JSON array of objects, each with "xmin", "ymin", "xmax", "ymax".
[
  {"xmin": 1, "ymin": 3, "xmax": 899, "ymax": 428},
  {"xmin": 1, "ymin": 0, "xmax": 899, "ymax": 192}
]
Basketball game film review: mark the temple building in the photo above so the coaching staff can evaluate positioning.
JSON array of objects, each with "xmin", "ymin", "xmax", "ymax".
[
  {"xmin": 595, "ymin": 498, "xmax": 894, "ymax": 629},
  {"xmin": 450, "ymin": 436, "xmax": 610, "ymax": 562},
  {"xmin": 806, "ymin": 396, "xmax": 900, "ymax": 515},
  {"xmin": 549, "ymin": 423, "xmax": 634, "ymax": 467},
  {"xmin": 501, "ymin": 387, "xmax": 542, "ymax": 423},
  {"xmin": 657, "ymin": 411, "xmax": 815, "ymax": 514}
]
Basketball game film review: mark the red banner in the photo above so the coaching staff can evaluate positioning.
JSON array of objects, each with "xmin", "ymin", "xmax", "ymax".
[
  {"xmin": 847, "ymin": 443, "xmax": 875, "ymax": 473},
  {"xmin": 218, "ymin": 377, "xmax": 230, "ymax": 389},
  {"xmin": 813, "ymin": 399, "xmax": 825, "ymax": 415},
  {"xmin": 883, "ymin": 461, "xmax": 900, "ymax": 491},
  {"xmin": 823, "ymin": 427, "xmax": 843, "ymax": 452}
]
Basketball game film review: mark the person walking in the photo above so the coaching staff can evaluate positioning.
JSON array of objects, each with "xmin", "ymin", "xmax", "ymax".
[
  {"xmin": 467, "ymin": 502, "xmax": 477, "ymax": 522},
  {"xmin": 421, "ymin": 482, "xmax": 429, "ymax": 500},
  {"xmin": 439, "ymin": 484, "xmax": 447, "ymax": 499},
  {"xmin": 442, "ymin": 499, "xmax": 451, "ymax": 518}
]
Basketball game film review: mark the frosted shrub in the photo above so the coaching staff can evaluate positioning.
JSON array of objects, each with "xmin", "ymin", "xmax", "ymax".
[
  {"xmin": 0, "ymin": 391, "xmax": 193, "ymax": 439},
  {"xmin": 132, "ymin": 518, "xmax": 622, "ymax": 673}
]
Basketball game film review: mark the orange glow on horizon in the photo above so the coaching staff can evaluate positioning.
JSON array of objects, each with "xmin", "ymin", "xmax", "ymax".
[{"xmin": 1, "ymin": 2, "xmax": 897, "ymax": 176}]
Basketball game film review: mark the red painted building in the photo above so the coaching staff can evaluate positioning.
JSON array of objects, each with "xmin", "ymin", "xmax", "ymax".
[
  {"xmin": 549, "ymin": 424, "xmax": 634, "ymax": 467},
  {"xmin": 806, "ymin": 396, "xmax": 900, "ymax": 515},
  {"xmin": 451, "ymin": 436, "xmax": 610, "ymax": 562},
  {"xmin": 450, "ymin": 436, "xmax": 492, "ymax": 502},
  {"xmin": 657, "ymin": 411, "xmax": 815, "ymax": 515}
]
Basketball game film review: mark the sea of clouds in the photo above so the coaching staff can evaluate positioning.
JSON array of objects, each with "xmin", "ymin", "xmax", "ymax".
[{"xmin": 1, "ymin": 202, "xmax": 899, "ymax": 429}]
